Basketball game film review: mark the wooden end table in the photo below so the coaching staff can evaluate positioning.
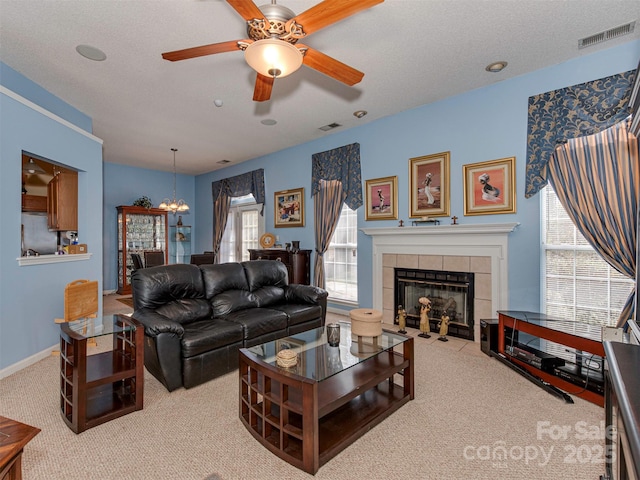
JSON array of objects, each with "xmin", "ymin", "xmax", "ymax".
[{"xmin": 59, "ymin": 314, "xmax": 144, "ymax": 433}]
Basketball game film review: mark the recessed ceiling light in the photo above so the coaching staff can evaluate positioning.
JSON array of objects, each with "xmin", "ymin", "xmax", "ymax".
[
  {"xmin": 353, "ymin": 110, "xmax": 367, "ymax": 118},
  {"xmin": 261, "ymin": 119, "xmax": 277, "ymax": 126},
  {"xmin": 485, "ymin": 61, "xmax": 507, "ymax": 73},
  {"xmin": 76, "ymin": 44, "xmax": 107, "ymax": 61}
]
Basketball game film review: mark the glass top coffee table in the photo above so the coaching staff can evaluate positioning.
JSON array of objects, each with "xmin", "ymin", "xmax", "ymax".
[{"xmin": 239, "ymin": 321, "xmax": 414, "ymax": 474}]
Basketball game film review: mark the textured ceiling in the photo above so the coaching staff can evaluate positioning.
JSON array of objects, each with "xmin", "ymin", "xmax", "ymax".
[{"xmin": 1, "ymin": 0, "xmax": 639, "ymax": 175}]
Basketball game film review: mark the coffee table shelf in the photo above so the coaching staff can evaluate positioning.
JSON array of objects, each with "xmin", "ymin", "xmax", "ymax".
[{"xmin": 239, "ymin": 324, "xmax": 413, "ymax": 474}]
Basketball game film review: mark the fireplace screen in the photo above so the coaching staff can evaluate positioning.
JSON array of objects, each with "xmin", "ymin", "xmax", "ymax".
[{"xmin": 395, "ymin": 268, "xmax": 475, "ymax": 340}]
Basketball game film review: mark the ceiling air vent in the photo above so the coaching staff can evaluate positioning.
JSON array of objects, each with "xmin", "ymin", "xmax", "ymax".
[
  {"xmin": 579, "ymin": 21, "xmax": 635, "ymax": 49},
  {"xmin": 319, "ymin": 122, "xmax": 342, "ymax": 131},
  {"xmin": 216, "ymin": 159, "xmax": 231, "ymax": 165}
]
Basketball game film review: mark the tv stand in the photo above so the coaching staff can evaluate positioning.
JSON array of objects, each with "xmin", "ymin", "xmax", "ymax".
[{"xmin": 497, "ymin": 311, "xmax": 605, "ymax": 406}]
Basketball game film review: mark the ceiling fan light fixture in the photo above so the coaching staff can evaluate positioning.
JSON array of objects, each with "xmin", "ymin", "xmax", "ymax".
[{"xmin": 244, "ymin": 38, "xmax": 303, "ymax": 78}]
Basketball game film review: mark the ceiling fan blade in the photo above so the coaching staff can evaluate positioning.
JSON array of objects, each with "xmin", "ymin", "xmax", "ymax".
[
  {"xmin": 299, "ymin": 45, "xmax": 364, "ymax": 86},
  {"xmin": 227, "ymin": 0, "xmax": 268, "ymax": 22},
  {"xmin": 291, "ymin": 0, "xmax": 383, "ymax": 36},
  {"xmin": 162, "ymin": 40, "xmax": 247, "ymax": 62},
  {"xmin": 253, "ymin": 74, "xmax": 274, "ymax": 102}
]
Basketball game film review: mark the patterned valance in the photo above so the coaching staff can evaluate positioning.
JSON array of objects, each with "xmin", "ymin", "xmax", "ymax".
[
  {"xmin": 311, "ymin": 143, "xmax": 363, "ymax": 210},
  {"xmin": 525, "ymin": 70, "xmax": 635, "ymax": 198},
  {"xmin": 211, "ymin": 168, "xmax": 265, "ymax": 213}
]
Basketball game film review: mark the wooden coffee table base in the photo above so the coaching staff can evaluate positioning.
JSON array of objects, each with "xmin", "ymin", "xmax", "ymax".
[{"xmin": 239, "ymin": 337, "xmax": 414, "ymax": 474}]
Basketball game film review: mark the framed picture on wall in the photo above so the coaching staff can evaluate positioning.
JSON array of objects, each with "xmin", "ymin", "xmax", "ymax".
[
  {"xmin": 274, "ymin": 187, "xmax": 305, "ymax": 227},
  {"xmin": 409, "ymin": 151, "xmax": 450, "ymax": 218},
  {"xmin": 463, "ymin": 156, "xmax": 516, "ymax": 216},
  {"xmin": 365, "ymin": 176, "xmax": 398, "ymax": 220}
]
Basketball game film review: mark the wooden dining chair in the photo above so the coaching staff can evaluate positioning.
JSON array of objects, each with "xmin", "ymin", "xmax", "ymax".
[
  {"xmin": 131, "ymin": 253, "xmax": 144, "ymax": 270},
  {"xmin": 189, "ymin": 253, "xmax": 215, "ymax": 265},
  {"xmin": 54, "ymin": 279, "xmax": 99, "ymax": 348},
  {"xmin": 144, "ymin": 251, "xmax": 165, "ymax": 267}
]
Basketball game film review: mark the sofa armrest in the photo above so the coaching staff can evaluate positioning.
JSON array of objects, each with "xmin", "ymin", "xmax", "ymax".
[
  {"xmin": 132, "ymin": 308, "xmax": 185, "ymax": 338},
  {"xmin": 285, "ymin": 284, "xmax": 328, "ymax": 305}
]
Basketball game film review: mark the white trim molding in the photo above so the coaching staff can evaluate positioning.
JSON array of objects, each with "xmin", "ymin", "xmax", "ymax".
[
  {"xmin": 362, "ymin": 223, "xmax": 519, "ymax": 317},
  {"xmin": 18, "ymin": 253, "xmax": 92, "ymax": 266}
]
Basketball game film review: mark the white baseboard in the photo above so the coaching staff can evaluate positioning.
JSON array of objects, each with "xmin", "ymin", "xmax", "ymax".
[
  {"xmin": 0, "ymin": 343, "xmax": 58, "ymax": 380},
  {"xmin": 326, "ymin": 306, "xmax": 351, "ymax": 317},
  {"xmin": 103, "ymin": 289, "xmax": 117, "ymax": 295}
]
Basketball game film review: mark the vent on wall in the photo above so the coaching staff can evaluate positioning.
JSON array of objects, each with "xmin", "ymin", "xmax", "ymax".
[{"xmin": 579, "ymin": 21, "xmax": 635, "ymax": 49}]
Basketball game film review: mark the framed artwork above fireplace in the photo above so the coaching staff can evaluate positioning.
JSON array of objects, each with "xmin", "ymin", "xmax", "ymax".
[
  {"xmin": 365, "ymin": 176, "xmax": 398, "ymax": 221},
  {"xmin": 463, "ymin": 156, "xmax": 516, "ymax": 216},
  {"xmin": 409, "ymin": 151, "xmax": 450, "ymax": 218}
]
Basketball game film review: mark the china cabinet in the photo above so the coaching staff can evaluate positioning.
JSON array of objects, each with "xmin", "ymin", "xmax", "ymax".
[
  {"xmin": 116, "ymin": 206, "xmax": 167, "ymax": 294},
  {"xmin": 169, "ymin": 225, "xmax": 191, "ymax": 264}
]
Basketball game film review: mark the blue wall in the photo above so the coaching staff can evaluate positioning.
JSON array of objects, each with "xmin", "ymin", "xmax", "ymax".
[
  {"xmin": 102, "ymin": 162, "xmax": 195, "ymax": 291},
  {"xmin": 193, "ymin": 40, "xmax": 640, "ymax": 313},
  {"xmin": 1, "ymin": 65, "xmax": 103, "ymax": 370},
  {"xmin": 2, "ymin": 40, "xmax": 638, "ymax": 371}
]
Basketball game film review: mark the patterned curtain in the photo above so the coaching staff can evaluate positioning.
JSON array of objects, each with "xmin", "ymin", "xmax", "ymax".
[
  {"xmin": 311, "ymin": 143, "xmax": 363, "ymax": 210},
  {"xmin": 525, "ymin": 70, "xmax": 635, "ymax": 198},
  {"xmin": 311, "ymin": 143, "xmax": 363, "ymax": 288},
  {"xmin": 211, "ymin": 169, "xmax": 265, "ymax": 262},
  {"xmin": 211, "ymin": 194, "xmax": 231, "ymax": 263},
  {"xmin": 313, "ymin": 180, "xmax": 345, "ymax": 288},
  {"xmin": 548, "ymin": 118, "xmax": 639, "ymax": 326}
]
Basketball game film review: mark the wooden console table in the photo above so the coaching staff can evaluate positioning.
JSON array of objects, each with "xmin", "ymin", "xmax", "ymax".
[
  {"xmin": 498, "ymin": 310, "xmax": 605, "ymax": 406},
  {"xmin": 248, "ymin": 249, "xmax": 311, "ymax": 285},
  {"xmin": 0, "ymin": 416, "xmax": 40, "ymax": 480}
]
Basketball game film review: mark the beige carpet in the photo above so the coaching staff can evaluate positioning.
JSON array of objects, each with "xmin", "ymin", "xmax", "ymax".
[{"xmin": 0, "ymin": 333, "xmax": 605, "ymax": 479}]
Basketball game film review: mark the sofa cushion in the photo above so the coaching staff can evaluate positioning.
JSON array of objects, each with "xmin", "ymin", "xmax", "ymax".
[
  {"xmin": 243, "ymin": 260, "xmax": 288, "ymax": 289},
  {"xmin": 201, "ymin": 263, "xmax": 249, "ymax": 298},
  {"xmin": 223, "ymin": 308, "xmax": 288, "ymax": 340},
  {"xmin": 267, "ymin": 304, "xmax": 323, "ymax": 326},
  {"xmin": 210, "ymin": 290, "xmax": 256, "ymax": 316},
  {"xmin": 156, "ymin": 298, "xmax": 212, "ymax": 326},
  {"xmin": 252, "ymin": 286, "xmax": 286, "ymax": 307},
  {"xmin": 132, "ymin": 264, "xmax": 210, "ymax": 324},
  {"xmin": 181, "ymin": 318, "xmax": 244, "ymax": 358}
]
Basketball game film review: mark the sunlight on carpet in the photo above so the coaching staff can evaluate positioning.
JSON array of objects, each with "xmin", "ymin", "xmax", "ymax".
[{"xmin": 116, "ymin": 297, "xmax": 134, "ymax": 308}]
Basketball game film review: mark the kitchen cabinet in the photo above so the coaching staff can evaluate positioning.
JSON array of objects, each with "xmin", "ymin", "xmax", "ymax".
[
  {"xmin": 117, "ymin": 206, "xmax": 168, "ymax": 294},
  {"xmin": 169, "ymin": 225, "xmax": 191, "ymax": 264},
  {"xmin": 47, "ymin": 172, "xmax": 78, "ymax": 231},
  {"xmin": 21, "ymin": 194, "xmax": 47, "ymax": 213}
]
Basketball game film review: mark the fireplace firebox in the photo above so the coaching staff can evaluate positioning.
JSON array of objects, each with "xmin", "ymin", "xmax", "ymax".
[{"xmin": 394, "ymin": 268, "xmax": 475, "ymax": 340}]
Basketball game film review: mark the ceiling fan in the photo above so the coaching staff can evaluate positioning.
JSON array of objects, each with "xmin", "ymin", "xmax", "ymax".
[{"xmin": 161, "ymin": 0, "xmax": 384, "ymax": 102}]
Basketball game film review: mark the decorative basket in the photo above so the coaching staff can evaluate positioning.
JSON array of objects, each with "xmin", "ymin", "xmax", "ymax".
[{"xmin": 276, "ymin": 349, "xmax": 298, "ymax": 368}]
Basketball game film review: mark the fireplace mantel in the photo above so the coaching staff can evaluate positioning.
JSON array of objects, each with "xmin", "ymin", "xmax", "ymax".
[{"xmin": 362, "ymin": 222, "xmax": 519, "ymax": 339}]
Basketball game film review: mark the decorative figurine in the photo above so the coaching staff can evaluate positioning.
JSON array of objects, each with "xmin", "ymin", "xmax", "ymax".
[
  {"xmin": 418, "ymin": 296, "xmax": 431, "ymax": 338},
  {"xmin": 451, "ymin": 216, "xmax": 458, "ymax": 225},
  {"xmin": 437, "ymin": 313, "xmax": 450, "ymax": 342},
  {"xmin": 398, "ymin": 220, "xmax": 404, "ymax": 227},
  {"xmin": 396, "ymin": 305, "xmax": 407, "ymax": 334}
]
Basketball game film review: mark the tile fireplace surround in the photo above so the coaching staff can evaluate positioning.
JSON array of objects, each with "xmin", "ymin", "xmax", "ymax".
[{"xmin": 362, "ymin": 223, "xmax": 519, "ymax": 343}]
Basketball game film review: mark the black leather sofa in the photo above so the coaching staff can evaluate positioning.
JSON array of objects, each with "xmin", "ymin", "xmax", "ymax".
[{"xmin": 130, "ymin": 260, "xmax": 328, "ymax": 391}]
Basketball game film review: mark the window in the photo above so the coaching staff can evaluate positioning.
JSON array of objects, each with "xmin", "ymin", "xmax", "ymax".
[
  {"xmin": 542, "ymin": 185, "xmax": 634, "ymax": 326},
  {"xmin": 219, "ymin": 195, "xmax": 264, "ymax": 263},
  {"xmin": 324, "ymin": 204, "xmax": 358, "ymax": 302}
]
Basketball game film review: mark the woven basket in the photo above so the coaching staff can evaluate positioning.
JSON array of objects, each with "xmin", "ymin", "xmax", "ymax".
[{"xmin": 276, "ymin": 349, "xmax": 298, "ymax": 368}]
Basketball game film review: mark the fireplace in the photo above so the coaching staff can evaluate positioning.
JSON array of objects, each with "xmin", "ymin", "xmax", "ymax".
[
  {"xmin": 362, "ymin": 223, "xmax": 519, "ymax": 343},
  {"xmin": 395, "ymin": 268, "xmax": 475, "ymax": 340}
]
